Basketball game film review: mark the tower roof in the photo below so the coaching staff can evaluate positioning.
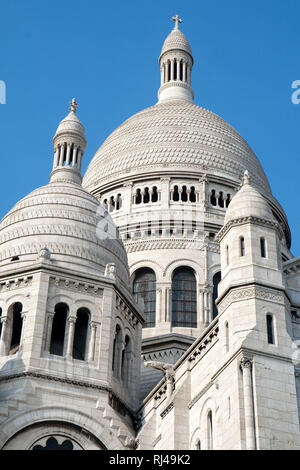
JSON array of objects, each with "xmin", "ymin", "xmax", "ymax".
[
  {"xmin": 53, "ymin": 98, "xmax": 85, "ymax": 141},
  {"xmin": 224, "ymin": 171, "xmax": 275, "ymax": 224},
  {"xmin": 160, "ymin": 26, "xmax": 192, "ymax": 59},
  {"xmin": 0, "ymin": 101, "xmax": 129, "ymax": 285}
]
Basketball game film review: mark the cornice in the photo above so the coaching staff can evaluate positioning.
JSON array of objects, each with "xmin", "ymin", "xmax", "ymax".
[{"xmin": 216, "ymin": 216, "xmax": 284, "ymax": 242}]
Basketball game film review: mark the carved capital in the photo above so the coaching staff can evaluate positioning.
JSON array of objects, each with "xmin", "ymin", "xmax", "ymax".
[{"xmin": 240, "ymin": 357, "xmax": 252, "ymax": 370}]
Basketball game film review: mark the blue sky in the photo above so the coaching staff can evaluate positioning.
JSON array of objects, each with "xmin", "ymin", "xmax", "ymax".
[{"xmin": 1, "ymin": 0, "xmax": 300, "ymax": 254}]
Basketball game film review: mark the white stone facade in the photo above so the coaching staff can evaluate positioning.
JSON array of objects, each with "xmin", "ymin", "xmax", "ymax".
[{"xmin": 1, "ymin": 19, "xmax": 300, "ymax": 451}]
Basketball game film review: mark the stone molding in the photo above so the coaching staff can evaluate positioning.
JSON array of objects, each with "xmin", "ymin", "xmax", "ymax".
[
  {"xmin": 152, "ymin": 434, "xmax": 162, "ymax": 446},
  {"xmin": 0, "ymin": 276, "xmax": 33, "ymax": 292},
  {"xmin": 188, "ymin": 324, "xmax": 219, "ymax": 364},
  {"xmin": 217, "ymin": 285, "xmax": 285, "ymax": 314},
  {"xmin": 0, "ymin": 371, "xmax": 136, "ymax": 423},
  {"xmin": 50, "ymin": 276, "xmax": 104, "ymax": 297},
  {"xmin": 160, "ymin": 401, "xmax": 174, "ymax": 419},
  {"xmin": 116, "ymin": 294, "xmax": 140, "ymax": 328},
  {"xmin": 216, "ymin": 216, "xmax": 284, "ymax": 242},
  {"xmin": 188, "ymin": 381, "xmax": 214, "ymax": 409}
]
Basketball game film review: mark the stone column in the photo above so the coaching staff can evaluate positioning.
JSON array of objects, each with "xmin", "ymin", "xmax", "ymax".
[
  {"xmin": 165, "ymin": 287, "xmax": 171, "ymax": 322},
  {"xmin": 240, "ymin": 358, "xmax": 256, "ymax": 450},
  {"xmin": 65, "ymin": 143, "xmax": 71, "ymax": 166},
  {"xmin": 53, "ymin": 147, "xmax": 60, "ymax": 168},
  {"xmin": 77, "ymin": 149, "xmax": 82, "ymax": 171},
  {"xmin": 58, "ymin": 143, "xmax": 65, "ymax": 166},
  {"xmin": 156, "ymin": 288, "xmax": 162, "ymax": 323},
  {"xmin": 0, "ymin": 317, "xmax": 9, "ymax": 356},
  {"xmin": 65, "ymin": 315, "xmax": 77, "ymax": 359},
  {"xmin": 198, "ymin": 288, "xmax": 205, "ymax": 324},
  {"xmin": 45, "ymin": 312, "xmax": 55, "ymax": 352},
  {"xmin": 88, "ymin": 322, "xmax": 97, "ymax": 362},
  {"xmin": 72, "ymin": 146, "xmax": 78, "ymax": 167},
  {"xmin": 204, "ymin": 288, "xmax": 209, "ymax": 325},
  {"xmin": 208, "ymin": 287, "xmax": 213, "ymax": 322},
  {"xmin": 183, "ymin": 61, "xmax": 187, "ymax": 82},
  {"xmin": 199, "ymin": 174, "xmax": 208, "ymax": 209},
  {"xmin": 171, "ymin": 59, "xmax": 175, "ymax": 81},
  {"xmin": 176, "ymin": 60, "xmax": 180, "ymax": 81}
]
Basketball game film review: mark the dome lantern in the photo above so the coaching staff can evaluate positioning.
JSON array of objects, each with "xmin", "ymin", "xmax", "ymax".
[
  {"xmin": 51, "ymin": 98, "xmax": 87, "ymax": 184},
  {"xmin": 158, "ymin": 15, "xmax": 194, "ymax": 103}
]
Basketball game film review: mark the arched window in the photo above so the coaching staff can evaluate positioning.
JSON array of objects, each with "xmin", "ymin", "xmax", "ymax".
[
  {"xmin": 121, "ymin": 335, "xmax": 131, "ymax": 385},
  {"xmin": 212, "ymin": 272, "xmax": 221, "ymax": 319},
  {"xmin": 133, "ymin": 268, "xmax": 156, "ymax": 328},
  {"xmin": 73, "ymin": 308, "xmax": 90, "ymax": 360},
  {"xmin": 172, "ymin": 186, "xmax": 180, "ymax": 202},
  {"xmin": 210, "ymin": 190, "xmax": 217, "ymax": 206},
  {"xmin": 173, "ymin": 59, "xmax": 177, "ymax": 80},
  {"xmin": 190, "ymin": 186, "xmax": 196, "ymax": 203},
  {"xmin": 151, "ymin": 186, "xmax": 158, "ymax": 203},
  {"xmin": 116, "ymin": 194, "xmax": 122, "ymax": 210},
  {"xmin": 143, "ymin": 187, "xmax": 150, "ymax": 204},
  {"xmin": 207, "ymin": 410, "xmax": 213, "ymax": 450},
  {"xmin": 109, "ymin": 196, "xmax": 115, "ymax": 212},
  {"xmin": 9, "ymin": 302, "xmax": 23, "ymax": 354},
  {"xmin": 225, "ymin": 194, "xmax": 231, "ymax": 208},
  {"xmin": 172, "ymin": 267, "xmax": 197, "ymax": 328},
  {"xmin": 50, "ymin": 303, "xmax": 68, "ymax": 356},
  {"xmin": 112, "ymin": 325, "xmax": 122, "ymax": 378},
  {"xmin": 218, "ymin": 192, "xmax": 224, "ymax": 208},
  {"xmin": 266, "ymin": 314, "xmax": 274, "ymax": 344},
  {"xmin": 260, "ymin": 237, "xmax": 266, "ymax": 258},
  {"xmin": 240, "ymin": 237, "xmax": 245, "ymax": 257},
  {"xmin": 136, "ymin": 189, "xmax": 142, "ymax": 204},
  {"xmin": 181, "ymin": 186, "xmax": 188, "ymax": 202}
]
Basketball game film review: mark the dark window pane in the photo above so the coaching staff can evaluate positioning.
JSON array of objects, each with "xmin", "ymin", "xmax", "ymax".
[
  {"xmin": 171, "ymin": 267, "xmax": 197, "ymax": 328},
  {"xmin": 133, "ymin": 268, "xmax": 156, "ymax": 328}
]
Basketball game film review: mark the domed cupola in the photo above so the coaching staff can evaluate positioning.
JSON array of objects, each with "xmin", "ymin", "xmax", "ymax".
[
  {"xmin": 158, "ymin": 15, "xmax": 194, "ymax": 103},
  {"xmin": 51, "ymin": 98, "xmax": 87, "ymax": 184},
  {"xmin": 0, "ymin": 100, "xmax": 129, "ymax": 285},
  {"xmin": 224, "ymin": 171, "xmax": 275, "ymax": 225}
]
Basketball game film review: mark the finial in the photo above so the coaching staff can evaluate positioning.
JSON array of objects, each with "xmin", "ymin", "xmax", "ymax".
[
  {"xmin": 69, "ymin": 97, "xmax": 78, "ymax": 114},
  {"xmin": 243, "ymin": 170, "xmax": 251, "ymax": 186},
  {"xmin": 172, "ymin": 14, "xmax": 182, "ymax": 30}
]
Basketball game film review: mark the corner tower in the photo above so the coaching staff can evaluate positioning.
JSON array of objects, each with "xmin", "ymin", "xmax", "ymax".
[{"xmin": 215, "ymin": 172, "xmax": 300, "ymax": 449}]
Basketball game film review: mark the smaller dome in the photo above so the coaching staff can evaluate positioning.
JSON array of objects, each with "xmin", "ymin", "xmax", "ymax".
[
  {"xmin": 224, "ymin": 171, "xmax": 275, "ymax": 225},
  {"xmin": 160, "ymin": 28, "xmax": 192, "ymax": 58},
  {"xmin": 53, "ymin": 98, "xmax": 85, "ymax": 142}
]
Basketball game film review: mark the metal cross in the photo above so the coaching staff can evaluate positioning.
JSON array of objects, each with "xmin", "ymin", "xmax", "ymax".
[{"xmin": 172, "ymin": 14, "xmax": 182, "ymax": 30}]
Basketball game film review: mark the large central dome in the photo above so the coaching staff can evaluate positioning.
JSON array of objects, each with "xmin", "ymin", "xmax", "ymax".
[{"xmin": 83, "ymin": 99, "xmax": 271, "ymax": 195}]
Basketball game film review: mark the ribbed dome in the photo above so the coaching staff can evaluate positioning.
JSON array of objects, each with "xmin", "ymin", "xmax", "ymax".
[
  {"xmin": 160, "ymin": 28, "xmax": 192, "ymax": 57},
  {"xmin": 83, "ymin": 99, "xmax": 271, "ymax": 194},
  {"xmin": 54, "ymin": 110, "xmax": 85, "ymax": 140},
  {"xmin": 0, "ymin": 180, "xmax": 129, "ymax": 284},
  {"xmin": 224, "ymin": 172, "xmax": 275, "ymax": 225}
]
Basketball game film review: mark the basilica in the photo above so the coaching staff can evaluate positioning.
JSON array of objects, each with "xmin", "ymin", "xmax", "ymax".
[{"xmin": 0, "ymin": 17, "xmax": 300, "ymax": 450}]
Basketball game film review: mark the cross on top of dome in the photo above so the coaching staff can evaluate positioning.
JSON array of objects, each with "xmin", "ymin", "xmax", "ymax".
[
  {"xmin": 172, "ymin": 14, "xmax": 182, "ymax": 30},
  {"xmin": 69, "ymin": 97, "xmax": 78, "ymax": 114}
]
